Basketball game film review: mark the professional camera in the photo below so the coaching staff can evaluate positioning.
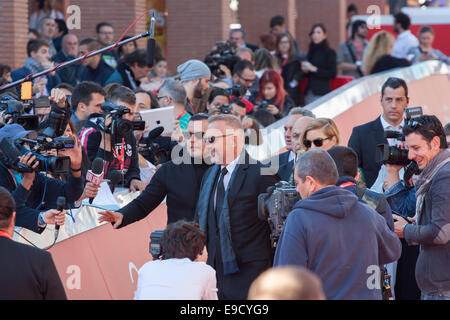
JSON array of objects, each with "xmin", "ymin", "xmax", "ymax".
[
  {"xmin": 255, "ymin": 100, "xmax": 270, "ymax": 110},
  {"xmin": 258, "ymin": 181, "xmax": 301, "ymax": 248},
  {"xmin": 224, "ymin": 85, "xmax": 245, "ymax": 98},
  {"xmin": 149, "ymin": 229, "xmax": 164, "ymax": 260},
  {"xmin": 41, "ymin": 98, "xmax": 72, "ymax": 138},
  {"xmin": 93, "ymin": 102, "xmax": 134, "ymax": 142},
  {"xmin": 0, "ymin": 95, "xmax": 39, "ymax": 130},
  {"xmin": 375, "ymin": 106, "xmax": 423, "ymax": 166},
  {"xmin": 216, "ymin": 104, "xmax": 232, "ymax": 115},
  {"xmin": 0, "ymin": 136, "xmax": 72, "ymax": 174},
  {"xmin": 138, "ymin": 127, "xmax": 169, "ymax": 166},
  {"xmin": 204, "ymin": 41, "xmax": 240, "ymax": 78}
]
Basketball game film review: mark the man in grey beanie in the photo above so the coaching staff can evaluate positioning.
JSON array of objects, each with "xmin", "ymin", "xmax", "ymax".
[{"xmin": 176, "ymin": 59, "xmax": 211, "ymax": 114}]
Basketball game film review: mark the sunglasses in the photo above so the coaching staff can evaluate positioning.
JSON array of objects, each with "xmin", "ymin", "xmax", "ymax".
[
  {"xmin": 185, "ymin": 131, "xmax": 205, "ymax": 140},
  {"xmin": 303, "ymin": 137, "xmax": 331, "ymax": 148},
  {"xmin": 203, "ymin": 133, "xmax": 233, "ymax": 144}
]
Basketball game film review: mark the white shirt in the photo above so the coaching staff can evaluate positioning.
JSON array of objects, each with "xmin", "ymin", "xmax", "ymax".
[
  {"xmin": 392, "ymin": 30, "xmax": 419, "ymax": 59},
  {"xmin": 380, "ymin": 114, "xmax": 404, "ymax": 147},
  {"xmin": 134, "ymin": 258, "xmax": 218, "ymax": 300},
  {"xmin": 288, "ymin": 150, "xmax": 296, "ymax": 162},
  {"xmin": 214, "ymin": 156, "xmax": 240, "ymax": 209}
]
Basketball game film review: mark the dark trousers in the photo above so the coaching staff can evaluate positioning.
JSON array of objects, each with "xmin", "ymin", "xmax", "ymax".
[{"xmin": 395, "ymin": 238, "xmax": 421, "ymax": 300}]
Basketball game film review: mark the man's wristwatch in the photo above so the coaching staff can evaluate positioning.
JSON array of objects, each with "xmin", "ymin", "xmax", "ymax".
[{"xmin": 71, "ymin": 167, "xmax": 82, "ymax": 172}]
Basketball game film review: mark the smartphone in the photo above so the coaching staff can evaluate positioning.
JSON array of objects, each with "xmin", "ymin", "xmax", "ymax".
[{"xmin": 21, "ymin": 81, "xmax": 33, "ymax": 100}]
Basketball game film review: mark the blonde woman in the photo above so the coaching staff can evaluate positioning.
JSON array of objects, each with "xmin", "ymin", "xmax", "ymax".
[
  {"xmin": 362, "ymin": 31, "xmax": 410, "ymax": 75},
  {"xmin": 301, "ymin": 118, "xmax": 340, "ymax": 151}
]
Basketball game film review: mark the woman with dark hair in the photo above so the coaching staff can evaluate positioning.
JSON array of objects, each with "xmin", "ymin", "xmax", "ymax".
[
  {"xmin": 206, "ymin": 88, "xmax": 230, "ymax": 115},
  {"xmin": 134, "ymin": 220, "xmax": 218, "ymax": 300},
  {"xmin": 117, "ymin": 36, "xmax": 138, "ymax": 60},
  {"xmin": 254, "ymin": 70, "xmax": 295, "ymax": 119},
  {"xmin": 275, "ymin": 33, "xmax": 305, "ymax": 106},
  {"xmin": 301, "ymin": 23, "xmax": 337, "ymax": 104}
]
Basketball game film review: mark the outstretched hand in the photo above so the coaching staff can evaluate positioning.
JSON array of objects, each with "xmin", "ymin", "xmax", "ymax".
[{"xmin": 98, "ymin": 210, "xmax": 124, "ymax": 229}]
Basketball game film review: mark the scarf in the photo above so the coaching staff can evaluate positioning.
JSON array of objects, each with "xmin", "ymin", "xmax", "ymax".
[
  {"xmin": 23, "ymin": 57, "xmax": 48, "ymax": 83},
  {"xmin": 414, "ymin": 148, "xmax": 450, "ymax": 222}
]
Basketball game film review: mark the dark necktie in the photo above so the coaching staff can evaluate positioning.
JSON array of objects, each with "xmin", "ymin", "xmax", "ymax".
[{"xmin": 215, "ymin": 167, "xmax": 228, "ymax": 220}]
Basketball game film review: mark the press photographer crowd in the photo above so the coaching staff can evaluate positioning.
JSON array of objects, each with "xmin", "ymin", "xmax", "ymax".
[{"xmin": 0, "ymin": 4, "xmax": 450, "ymax": 301}]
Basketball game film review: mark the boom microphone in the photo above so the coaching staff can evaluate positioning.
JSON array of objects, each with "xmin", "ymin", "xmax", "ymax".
[
  {"xmin": 146, "ymin": 38, "xmax": 156, "ymax": 67},
  {"xmin": 86, "ymin": 158, "xmax": 105, "ymax": 204}
]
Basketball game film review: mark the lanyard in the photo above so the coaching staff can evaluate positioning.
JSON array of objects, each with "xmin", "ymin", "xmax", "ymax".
[
  {"xmin": 339, "ymin": 182, "xmax": 356, "ymax": 188},
  {"xmin": 112, "ymin": 138, "xmax": 125, "ymax": 171},
  {"xmin": 176, "ymin": 110, "xmax": 187, "ymax": 120},
  {"xmin": 0, "ymin": 231, "xmax": 12, "ymax": 239}
]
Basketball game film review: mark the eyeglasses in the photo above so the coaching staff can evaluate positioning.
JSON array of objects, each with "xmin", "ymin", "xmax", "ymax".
[
  {"xmin": 203, "ymin": 133, "xmax": 234, "ymax": 144},
  {"xmin": 303, "ymin": 137, "xmax": 331, "ymax": 148},
  {"xmin": 185, "ymin": 131, "xmax": 205, "ymax": 140},
  {"xmin": 156, "ymin": 95, "xmax": 168, "ymax": 100},
  {"xmin": 238, "ymin": 74, "xmax": 255, "ymax": 84}
]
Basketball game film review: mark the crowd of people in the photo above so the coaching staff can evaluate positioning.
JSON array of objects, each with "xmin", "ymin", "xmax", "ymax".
[{"xmin": 0, "ymin": 3, "xmax": 449, "ymax": 301}]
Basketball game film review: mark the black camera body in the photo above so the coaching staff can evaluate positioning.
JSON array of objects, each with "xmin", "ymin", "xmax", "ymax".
[
  {"xmin": 375, "ymin": 106, "xmax": 423, "ymax": 166},
  {"xmin": 204, "ymin": 41, "xmax": 240, "ymax": 78},
  {"xmin": 256, "ymin": 100, "xmax": 270, "ymax": 110},
  {"xmin": 0, "ymin": 95, "xmax": 39, "ymax": 130},
  {"xmin": 217, "ymin": 104, "xmax": 232, "ymax": 115},
  {"xmin": 0, "ymin": 137, "xmax": 71, "ymax": 175},
  {"xmin": 224, "ymin": 85, "xmax": 245, "ymax": 98},
  {"xmin": 41, "ymin": 99, "xmax": 72, "ymax": 138},
  {"xmin": 95, "ymin": 102, "xmax": 135, "ymax": 143},
  {"xmin": 258, "ymin": 181, "xmax": 301, "ymax": 248},
  {"xmin": 149, "ymin": 230, "xmax": 164, "ymax": 260}
]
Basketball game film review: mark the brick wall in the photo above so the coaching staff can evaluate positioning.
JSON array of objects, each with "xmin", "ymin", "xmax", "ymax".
[
  {"xmin": 165, "ymin": 0, "xmax": 233, "ymax": 74},
  {"xmin": 68, "ymin": 0, "xmax": 147, "ymax": 49},
  {"xmin": 0, "ymin": 0, "xmax": 30, "ymax": 69},
  {"xmin": 238, "ymin": 0, "xmax": 297, "ymax": 48}
]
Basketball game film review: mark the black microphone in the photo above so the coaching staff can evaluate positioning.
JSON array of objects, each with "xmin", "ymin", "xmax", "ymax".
[
  {"xmin": 146, "ymin": 38, "xmax": 156, "ymax": 67},
  {"xmin": 109, "ymin": 170, "xmax": 122, "ymax": 194},
  {"xmin": 147, "ymin": 126, "xmax": 164, "ymax": 140},
  {"xmin": 55, "ymin": 196, "xmax": 66, "ymax": 239},
  {"xmin": 87, "ymin": 158, "xmax": 105, "ymax": 204}
]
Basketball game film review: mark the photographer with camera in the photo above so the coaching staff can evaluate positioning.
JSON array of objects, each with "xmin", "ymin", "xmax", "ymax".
[
  {"xmin": 70, "ymin": 81, "xmax": 106, "ymax": 130},
  {"xmin": 273, "ymin": 149, "xmax": 401, "ymax": 300},
  {"xmin": 0, "ymin": 89, "xmax": 84, "ymax": 233},
  {"xmin": 390, "ymin": 115, "xmax": 450, "ymax": 300},
  {"xmin": 206, "ymin": 88, "xmax": 231, "ymax": 116},
  {"xmin": 79, "ymin": 85, "xmax": 145, "ymax": 192},
  {"xmin": 253, "ymin": 70, "xmax": 295, "ymax": 119},
  {"xmin": 134, "ymin": 220, "xmax": 217, "ymax": 300}
]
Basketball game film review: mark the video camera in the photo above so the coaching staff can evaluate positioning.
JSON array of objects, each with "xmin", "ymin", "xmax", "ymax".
[
  {"xmin": 258, "ymin": 181, "xmax": 301, "ymax": 248},
  {"xmin": 0, "ymin": 94, "xmax": 40, "ymax": 130},
  {"xmin": 375, "ymin": 106, "xmax": 423, "ymax": 166},
  {"xmin": 204, "ymin": 41, "xmax": 240, "ymax": 78},
  {"xmin": 149, "ymin": 229, "xmax": 164, "ymax": 260},
  {"xmin": 137, "ymin": 126, "xmax": 169, "ymax": 166},
  {"xmin": 0, "ymin": 135, "xmax": 72, "ymax": 175},
  {"xmin": 94, "ymin": 102, "xmax": 145, "ymax": 143},
  {"xmin": 255, "ymin": 100, "xmax": 270, "ymax": 110}
]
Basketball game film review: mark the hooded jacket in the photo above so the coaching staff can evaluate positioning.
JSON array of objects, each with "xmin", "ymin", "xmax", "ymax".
[{"xmin": 274, "ymin": 186, "xmax": 401, "ymax": 300}]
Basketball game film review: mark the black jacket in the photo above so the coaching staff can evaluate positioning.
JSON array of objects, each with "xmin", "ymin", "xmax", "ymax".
[
  {"xmin": 305, "ymin": 41, "xmax": 337, "ymax": 96},
  {"xmin": 52, "ymin": 50, "xmax": 85, "ymax": 87},
  {"xmin": 195, "ymin": 153, "xmax": 280, "ymax": 299},
  {"xmin": 0, "ymin": 162, "xmax": 84, "ymax": 233},
  {"xmin": 118, "ymin": 158, "xmax": 212, "ymax": 226},
  {"xmin": 348, "ymin": 117, "xmax": 387, "ymax": 188},
  {"xmin": 0, "ymin": 237, "xmax": 67, "ymax": 299},
  {"xmin": 371, "ymin": 55, "xmax": 411, "ymax": 74},
  {"xmin": 80, "ymin": 58, "xmax": 115, "ymax": 87},
  {"xmin": 280, "ymin": 54, "xmax": 306, "ymax": 106},
  {"xmin": 78, "ymin": 117, "xmax": 141, "ymax": 186}
]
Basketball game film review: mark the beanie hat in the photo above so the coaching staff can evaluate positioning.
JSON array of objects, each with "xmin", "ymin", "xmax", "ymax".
[{"xmin": 176, "ymin": 59, "xmax": 211, "ymax": 83}]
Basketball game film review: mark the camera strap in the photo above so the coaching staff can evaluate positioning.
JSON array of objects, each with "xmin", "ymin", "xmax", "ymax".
[{"xmin": 112, "ymin": 138, "xmax": 126, "ymax": 171}]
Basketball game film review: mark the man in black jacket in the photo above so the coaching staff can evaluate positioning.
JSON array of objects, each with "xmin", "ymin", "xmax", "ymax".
[
  {"xmin": 0, "ymin": 187, "xmax": 67, "ymax": 300},
  {"xmin": 79, "ymin": 85, "xmax": 145, "ymax": 192},
  {"xmin": 195, "ymin": 114, "xmax": 280, "ymax": 299},
  {"xmin": 98, "ymin": 113, "xmax": 212, "ymax": 227},
  {"xmin": 348, "ymin": 77, "xmax": 409, "ymax": 188}
]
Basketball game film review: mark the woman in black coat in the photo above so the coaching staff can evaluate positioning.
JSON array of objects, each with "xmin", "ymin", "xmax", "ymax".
[{"xmin": 301, "ymin": 23, "xmax": 337, "ymax": 104}]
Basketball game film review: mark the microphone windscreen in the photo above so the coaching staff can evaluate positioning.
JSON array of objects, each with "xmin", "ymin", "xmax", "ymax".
[
  {"xmin": 110, "ymin": 170, "xmax": 122, "ymax": 185},
  {"xmin": 147, "ymin": 126, "xmax": 164, "ymax": 140},
  {"xmin": 91, "ymin": 158, "xmax": 104, "ymax": 174},
  {"xmin": 56, "ymin": 196, "xmax": 66, "ymax": 210},
  {"xmin": 146, "ymin": 38, "xmax": 156, "ymax": 67}
]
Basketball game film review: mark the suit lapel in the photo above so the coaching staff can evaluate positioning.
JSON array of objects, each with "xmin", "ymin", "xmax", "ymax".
[
  {"xmin": 374, "ymin": 117, "xmax": 388, "ymax": 144},
  {"xmin": 225, "ymin": 154, "xmax": 250, "ymax": 208}
]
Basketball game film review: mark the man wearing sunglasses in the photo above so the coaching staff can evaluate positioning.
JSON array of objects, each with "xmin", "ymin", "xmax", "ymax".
[
  {"xmin": 390, "ymin": 115, "xmax": 450, "ymax": 300},
  {"xmin": 98, "ymin": 114, "xmax": 212, "ymax": 227},
  {"xmin": 195, "ymin": 114, "xmax": 280, "ymax": 299}
]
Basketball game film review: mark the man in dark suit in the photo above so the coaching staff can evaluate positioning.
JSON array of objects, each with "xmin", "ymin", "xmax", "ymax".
[
  {"xmin": 266, "ymin": 108, "xmax": 315, "ymax": 181},
  {"xmin": 0, "ymin": 187, "xmax": 66, "ymax": 300},
  {"xmin": 98, "ymin": 114, "xmax": 213, "ymax": 227},
  {"xmin": 348, "ymin": 77, "xmax": 409, "ymax": 188},
  {"xmin": 196, "ymin": 114, "xmax": 280, "ymax": 299},
  {"xmin": 230, "ymin": 28, "xmax": 259, "ymax": 52}
]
